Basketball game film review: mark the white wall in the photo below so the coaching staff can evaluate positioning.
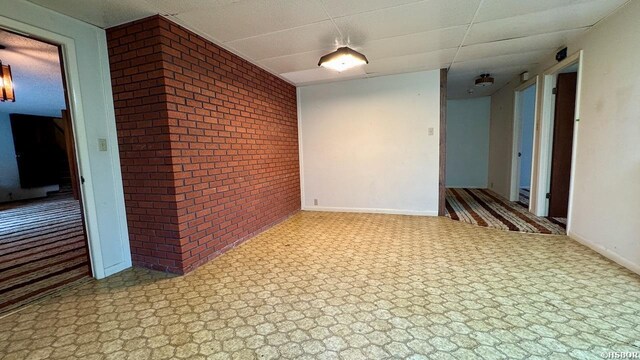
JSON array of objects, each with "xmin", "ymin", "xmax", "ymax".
[
  {"xmin": 0, "ymin": 112, "xmax": 59, "ymax": 202},
  {"xmin": 299, "ymin": 71, "xmax": 441, "ymax": 216},
  {"xmin": 1, "ymin": 0, "xmax": 132, "ymax": 278},
  {"xmin": 445, "ymin": 97, "xmax": 490, "ymax": 188},
  {"xmin": 488, "ymin": 0, "xmax": 640, "ymax": 274}
]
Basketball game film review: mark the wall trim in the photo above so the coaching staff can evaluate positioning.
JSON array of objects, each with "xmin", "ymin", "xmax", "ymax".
[
  {"xmin": 569, "ymin": 230, "xmax": 640, "ymax": 276},
  {"xmin": 438, "ymin": 68, "xmax": 447, "ymax": 216},
  {"xmin": 297, "ymin": 87, "xmax": 305, "ymax": 209},
  {"xmin": 302, "ymin": 206, "xmax": 438, "ymax": 217}
]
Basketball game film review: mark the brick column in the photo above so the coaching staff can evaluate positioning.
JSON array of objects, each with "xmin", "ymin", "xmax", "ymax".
[{"xmin": 107, "ymin": 16, "xmax": 300, "ymax": 274}]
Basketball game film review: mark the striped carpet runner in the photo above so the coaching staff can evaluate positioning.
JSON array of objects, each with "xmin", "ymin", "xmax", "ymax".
[
  {"xmin": 445, "ymin": 188, "xmax": 566, "ymax": 235},
  {"xmin": 0, "ymin": 196, "xmax": 91, "ymax": 315}
]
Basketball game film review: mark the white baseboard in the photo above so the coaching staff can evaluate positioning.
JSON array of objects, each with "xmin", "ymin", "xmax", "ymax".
[
  {"xmin": 302, "ymin": 206, "xmax": 438, "ymax": 217},
  {"xmin": 568, "ymin": 230, "xmax": 640, "ymax": 276}
]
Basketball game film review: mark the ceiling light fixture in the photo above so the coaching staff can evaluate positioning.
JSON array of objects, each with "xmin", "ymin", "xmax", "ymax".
[
  {"xmin": 475, "ymin": 73, "xmax": 494, "ymax": 87},
  {"xmin": 0, "ymin": 60, "xmax": 15, "ymax": 102},
  {"xmin": 318, "ymin": 46, "xmax": 369, "ymax": 72}
]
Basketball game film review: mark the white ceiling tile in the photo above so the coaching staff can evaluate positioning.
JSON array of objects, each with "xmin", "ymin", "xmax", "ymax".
[
  {"xmin": 360, "ymin": 26, "xmax": 467, "ymax": 59},
  {"xmin": 145, "ymin": 0, "xmax": 242, "ymax": 15},
  {"xmin": 365, "ymin": 48, "xmax": 457, "ymax": 75},
  {"xmin": 174, "ymin": 0, "xmax": 329, "ymax": 42},
  {"xmin": 319, "ymin": 0, "xmax": 422, "ymax": 18},
  {"xmin": 226, "ymin": 21, "xmax": 341, "ymax": 60},
  {"xmin": 259, "ymin": 49, "xmax": 332, "ymax": 74},
  {"xmin": 450, "ymin": 49, "xmax": 549, "ymax": 75},
  {"xmin": 24, "ymin": 0, "xmax": 631, "ymax": 87},
  {"xmin": 26, "ymin": 0, "xmax": 157, "ymax": 28},
  {"xmin": 281, "ymin": 67, "xmax": 366, "ymax": 85},
  {"xmin": 259, "ymin": 25, "xmax": 465, "ymax": 75},
  {"xmin": 333, "ymin": 0, "xmax": 481, "ymax": 44},
  {"xmin": 456, "ymin": 28, "xmax": 586, "ymax": 63},
  {"xmin": 475, "ymin": 0, "xmax": 628, "ymax": 23},
  {"xmin": 466, "ymin": 0, "xmax": 627, "ymax": 45}
]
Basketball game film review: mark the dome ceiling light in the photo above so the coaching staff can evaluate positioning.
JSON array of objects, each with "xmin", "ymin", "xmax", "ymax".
[
  {"xmin": 475, "ymin": 73, "xmax": 494, "ymax": 87},
  {"xmin": 318, "ymin": 46, "xmax": 369, "ymax": 72}
]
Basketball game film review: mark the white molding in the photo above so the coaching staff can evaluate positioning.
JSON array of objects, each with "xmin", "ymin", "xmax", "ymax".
[
  {"xmin": 532, "ymin": 50, "xmax": 583, "ymax": 222},
  {"xmin": 510, "ymin": 77, "xmax": 538, "ymax": 204},
  {"xmin": 296, "ymin": 87, "xmax": 305, "ymax": 209},
  {"xmin": 565, "ymin": 53, "xmax": 584, "ymax": 234},
  {"xmin": 569, "ymin": 230, "xmax": 640, "ymax": 276},
  {"xmin": 302, "ymin": 206, "xmax": 438, "ymax": 217},
  {"xmin": 0, "ymin": 15, "xmax": 131, "ymax": 279}
]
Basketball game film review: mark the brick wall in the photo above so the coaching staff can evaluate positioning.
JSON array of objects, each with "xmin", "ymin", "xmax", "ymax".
[{"xmin": 107, "ymin": 16, "xmax": 300, "ymax": 274}]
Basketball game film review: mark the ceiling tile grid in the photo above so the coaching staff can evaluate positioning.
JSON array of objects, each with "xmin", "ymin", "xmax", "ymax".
[{"xmin": 25, "ymin": 0, "xmax": 630, "ymax": 95}]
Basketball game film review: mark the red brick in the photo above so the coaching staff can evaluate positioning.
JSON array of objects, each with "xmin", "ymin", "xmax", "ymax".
[{"xmin": 107, "ymin": 16, "xmax": 300, "ymax": 274}]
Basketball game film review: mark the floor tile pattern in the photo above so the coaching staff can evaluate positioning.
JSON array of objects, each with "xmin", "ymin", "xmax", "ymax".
[{"xmin": 1, "ymin": 211, "xmax": 639, "ymax": 359}]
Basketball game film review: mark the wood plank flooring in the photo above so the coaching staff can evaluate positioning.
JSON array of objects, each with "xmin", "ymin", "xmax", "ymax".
[{"xmin": 0, "ymin": 196, "xmax": 90, "ymax": 314}]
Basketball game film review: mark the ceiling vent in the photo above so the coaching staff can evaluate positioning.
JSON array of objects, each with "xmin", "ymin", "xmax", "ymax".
[{"xmin": 475, "ymin": 73, "xmax": 494, "ymax": 87}]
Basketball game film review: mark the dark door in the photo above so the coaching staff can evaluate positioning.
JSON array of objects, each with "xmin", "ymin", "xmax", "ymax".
[
  {"xmin": 548, "ymin": 72, "xmax": 577, "ymax": 217},
  {"xmin": 10, "ymin": 114, "xmax": 65, "ymax": 188}
]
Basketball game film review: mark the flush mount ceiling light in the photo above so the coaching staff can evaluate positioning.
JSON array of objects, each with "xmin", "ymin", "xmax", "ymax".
[
  {"xmin": 318, "ymin": 46, "xmax": 369, "ymax": 72},
  {"xmin": 475, "ymin": 73, "xmax": 494, "ymax": 87}
]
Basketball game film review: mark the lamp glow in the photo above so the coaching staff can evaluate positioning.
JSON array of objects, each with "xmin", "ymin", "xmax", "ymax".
[
  {"xmin": 0, "ymin": 62, "xmax": 15, "ymax": 102},
  {"xmin": 318, "ymin": 47, "xmax": 368, "ymax": 72}
]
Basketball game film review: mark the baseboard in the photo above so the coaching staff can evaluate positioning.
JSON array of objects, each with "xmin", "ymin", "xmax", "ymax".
[
  {"xmin": 568, "ymin": 230, "xmax": 640, "ymax": 276},
  {"xmin": 302, "ymin": 206, "xmax": 438, "ymax": 217},
  {"xmin": 446, "ymin": 186, "xmax": 487, "ymax": 189}
]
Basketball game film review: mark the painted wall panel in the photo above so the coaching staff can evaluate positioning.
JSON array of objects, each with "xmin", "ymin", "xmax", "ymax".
[
  {"xmin": 445, "ymin": 97, "xmax": 490, "ymax": 188},
  {"xmin": 299, "ymin": 71, "xmax": 441, "ymax": 216}
]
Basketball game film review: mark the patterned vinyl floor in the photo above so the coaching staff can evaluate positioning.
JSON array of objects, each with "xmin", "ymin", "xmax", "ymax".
[{"xmin": 1, "ymin": 211, "xmax": 639, "ymax": 359}]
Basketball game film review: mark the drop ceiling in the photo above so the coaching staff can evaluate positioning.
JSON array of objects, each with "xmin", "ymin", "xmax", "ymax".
[{"xmin": 25, "ymin": 0, "xmax": 629, "ymax": 98}]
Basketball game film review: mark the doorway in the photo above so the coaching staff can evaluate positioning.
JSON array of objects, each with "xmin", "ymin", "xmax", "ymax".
[
  {"xmin": 530, "ymin": 51, "xmax": 583, "ymax": 232},
  {"xmin": 511, "ymin": 82, "xmax": 537, "ymax": 209},
  {"xmin": 548, "ymin": 70, "xmax": 577, "ymax": 220},
  {"xmin": 0, "ymin": 29, "xmax": 90, "ymax": 314}
]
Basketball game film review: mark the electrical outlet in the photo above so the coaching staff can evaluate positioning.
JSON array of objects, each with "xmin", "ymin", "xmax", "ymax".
[
  {"xmin": 98, "ymin": 138, "xmax": 108, "ymax": 152},
  {"xmin": 428, "ymin": 127, "xmax": 434, "ymax": 136},
  {"xmin": 314, "ymin": 199, "xmax": 318, "ymax": 206}
]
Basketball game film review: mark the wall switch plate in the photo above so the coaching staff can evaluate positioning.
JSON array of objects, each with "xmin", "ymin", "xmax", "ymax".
[
  {"xmin": 98, "ymin": 138, "xmax": 108, "ymax": 152},
  {"xmin": 428, "ymin": 127, "xmax": 434, "ymax": 136},
  {"xmin": 314, "ymin": 199, "xmax": 318, "ymax": 205}
]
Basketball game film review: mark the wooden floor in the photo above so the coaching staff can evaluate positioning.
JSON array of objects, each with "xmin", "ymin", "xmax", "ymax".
[{"xmin": 0, "ymin": 196, "xmax": 91, "ymax": 314}]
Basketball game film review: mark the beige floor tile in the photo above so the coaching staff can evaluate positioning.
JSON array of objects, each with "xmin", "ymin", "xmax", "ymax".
[{"xmin": 1, "ymin": 211, "xmax": 639, "ymax": 359}]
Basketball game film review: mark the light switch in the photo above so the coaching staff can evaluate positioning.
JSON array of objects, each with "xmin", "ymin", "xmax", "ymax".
[
  {"xmin": 98, "ymin": 138, "xmax": 108, "ymax": 152},
  {"xmin": 428, "ymin": 127, "xmax": 434, "ymax": 136}
]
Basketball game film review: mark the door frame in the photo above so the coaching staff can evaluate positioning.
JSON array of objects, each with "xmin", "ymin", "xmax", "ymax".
[
  {"xmin": 438, "ymin": 68, "xmax": 447, "ymax": 216},
  {"xmin": 510, "ymin": 76, "xmax": 539, "ymax": 205},
  {"xmin": 531, "ymin": 50, "xmax": 583, "ymax": 232},
  {"xmin": 0, "ymin": 18, "xmax": 105, "ymax": 277}
]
